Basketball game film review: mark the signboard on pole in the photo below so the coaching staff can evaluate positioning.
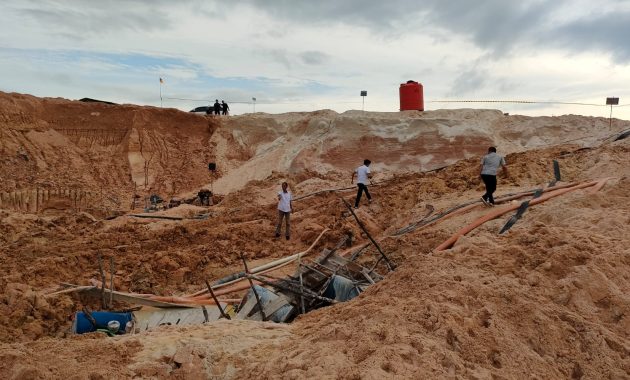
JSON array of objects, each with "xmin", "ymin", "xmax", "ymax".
[{"xmin": 606, "ymin": 97, "xmax": 619, "ymax": 105}]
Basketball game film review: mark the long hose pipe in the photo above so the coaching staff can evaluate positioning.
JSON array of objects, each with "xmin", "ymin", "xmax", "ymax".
[{"xmin": 434, "ymin": 178, "xmax": 611, "ymax": 251}]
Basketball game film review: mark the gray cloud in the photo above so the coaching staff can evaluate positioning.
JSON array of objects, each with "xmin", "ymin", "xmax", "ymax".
[
  {"xmin": 239, "ymin": 0, "xmax": 419, "ymax": 30},
  {"xmin": 421, "ymin": 1, "xmax": 561, "ymax": 50},
  {"xmin": 448, "ymin": 68, "xmax": 488, "ymax": 96},
  {"xmin": 239, "ymin": 1, "xmax": 557, "ymax": 43},
  {"xmin": 15, "ymin": 0, "xmax": 175, "ymax": 37},
  {"xmin": 240, "ymin": 0, "xmax": 630, "ymax": 61},
  {"xmin": 263, "ymin": 49, "xmax": 292, "ymax": 69},
  {"xmin": 549, "ymin": 12, "xmax": 630, "ymax": 61},
  {"xmin": 12, "ymin": 1, "xmax": 630, "ymax": 61},
  {"xmin": 299, "ymin": 51, "xmax": 329, "ymax": 65}
]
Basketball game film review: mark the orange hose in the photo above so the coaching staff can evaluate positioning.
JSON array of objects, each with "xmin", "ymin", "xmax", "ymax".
[
  {"xmin": 496, "ymin": 181, "xmax": 578, "ymax": 204},
  {"xmin": 587, "ymin": 178, "xmax": 613, "ymax": 193},
  {"xmin": 435, "ymin": 179, "xmax": 609, "ymax": 251},
  {"xmin": 428, "ymin": 182, "xmax": 583, "ymax": 229},
  {"xmin": 388, "ymin": 182, "xmax": 582, "ymax": 237}
]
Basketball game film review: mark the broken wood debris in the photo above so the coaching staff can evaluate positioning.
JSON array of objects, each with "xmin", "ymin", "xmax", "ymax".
[
  {"xmin": 51, "ymin": 228, "xmax": 386, "ymax": 334},
  {"xmin": 235, "ymin": 234, "xmax": 384, "ymax": 322},
  {"xmin": 241, "ymin": 253, "xmax": 268, "ymax": 322}
]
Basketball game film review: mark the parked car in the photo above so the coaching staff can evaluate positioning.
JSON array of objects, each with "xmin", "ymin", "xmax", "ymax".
[{"xmin": 189, "ymin": 106, "xmax": 210, "ymax": 114}]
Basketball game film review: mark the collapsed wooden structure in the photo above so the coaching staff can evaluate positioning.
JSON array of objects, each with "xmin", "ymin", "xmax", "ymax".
[
  {"xmin": 236, "ymin": 235, "xmax": 386, "ymax": 322},
  {"xmin": 49, "ymin": 214, "xmax": 394, "ymax": 334}
]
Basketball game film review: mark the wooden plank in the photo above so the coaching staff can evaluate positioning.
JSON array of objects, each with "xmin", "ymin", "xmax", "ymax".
[{"xmin": 81, "ymin": 287, "xmax": 195, "ymax": 308}]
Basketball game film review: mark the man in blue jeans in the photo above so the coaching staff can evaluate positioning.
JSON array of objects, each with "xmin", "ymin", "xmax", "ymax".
[
  {"xmin": 351, "ymin": 159, "xmax": 372, "ymax": 209},
  {"xmin": 480, "ymin": 147, "xmax": 508, "ymax": 206}
]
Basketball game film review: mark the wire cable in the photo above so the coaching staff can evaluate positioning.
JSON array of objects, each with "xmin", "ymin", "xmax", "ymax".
[{"xmin": 427, "ymin": 100, "xmax": 606, "ymax": 107}]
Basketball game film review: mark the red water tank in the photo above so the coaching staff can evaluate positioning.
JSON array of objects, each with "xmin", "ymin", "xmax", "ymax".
[{"xmin": 399, "ymin": 80, "xmax": 424, "ymax": 111}]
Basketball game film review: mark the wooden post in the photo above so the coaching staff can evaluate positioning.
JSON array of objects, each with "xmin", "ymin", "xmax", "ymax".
[
  {"xmin": 340, "ymin": 198, "xmax": 395, "ymax": 271},
  {"xmin": 97, "ymin": 253, "xmax": 106, "ymax": 309},
  {"xmin": 109, "ymin": 256, "xmax": 115, "ymax": 309},
  {"xmin": 297, "ymin": 255, "xmax": 306, "ymax": 314},
  {"xmin": 240, "ymin": 253, "xmax": 267, "ymax": 321},
  {"xmin": 205, "ymin": 280, "xmax": 231, "ymax": 320},
  {"xmin": 201, "ymin": 306, "xmax": 209, "ymax": 323}
]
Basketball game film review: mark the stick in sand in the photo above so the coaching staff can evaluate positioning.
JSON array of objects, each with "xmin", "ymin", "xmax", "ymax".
[
  {"xmin": 240, "ymin": 253, "xmax": 267, "ymax": 321},
  {"xmin": 97, "ymin": 253, "xmax": 106, "ymax": 309},
  {"xmin": 297, "ymin": 255, "xmax": 306, "ymax": 314},
  {"xmin": 340, "ymin": 198, "xmax": 395, "ymax": 271},
  {"xmin": 201, "ymin": 306, "xmax": 209, "ymax": 323},
  {"xmin": 109, "ymin": 256, "xmax": 114, "ymax": 309},
  {"xmin": 205, "ymin": 280, "xmax": 231, "ymax": 320}
]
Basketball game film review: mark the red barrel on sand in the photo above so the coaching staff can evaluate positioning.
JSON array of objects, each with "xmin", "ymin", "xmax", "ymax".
[{"xmin": 399, "ymin": 80, "xmax": 424, "ymax": 111}]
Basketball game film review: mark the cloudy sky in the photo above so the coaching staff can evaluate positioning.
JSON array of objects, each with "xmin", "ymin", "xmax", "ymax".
[{"xmin": 1, "ymin": 0, "xmax": 629, "ymax": 119}]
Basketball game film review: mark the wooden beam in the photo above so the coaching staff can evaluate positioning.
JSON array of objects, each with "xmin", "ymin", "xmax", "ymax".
[
  {"xmin": 340, "ymin": 198, "xmax": 395, "ymax": 271},
  {"xmin": 240, "ymin": 253, "xmax": 267, "ymax": 322}
]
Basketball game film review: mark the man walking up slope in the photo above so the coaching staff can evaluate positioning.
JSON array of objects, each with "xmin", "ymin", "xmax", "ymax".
[
  {"xmin": 351, "ymin": 159, "xmax": 372, "ymax": 209},
  {"xmin": 480, "ymin": 147, "xmax": 508, "ymax": 206}
]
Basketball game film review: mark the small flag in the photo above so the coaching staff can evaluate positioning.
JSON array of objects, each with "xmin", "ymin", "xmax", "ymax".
[{"xmin": 159, "ymin": 77, "xmax": 164, "ymax": 84}]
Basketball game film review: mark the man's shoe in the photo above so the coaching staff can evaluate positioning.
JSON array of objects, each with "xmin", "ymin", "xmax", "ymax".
[
  {"xmin": 286, "ymin": 236, "xmax": 290, "ymax": 240},
  {"xmin": 354, "ymin": 206, "xmax": 359, "ymax": 209},
  {"xmin": 480, "ymin": 197, "xmax": 490, "ymax": 207},
  {"xmin": 275, "ymin": 233, "xmax": 280, "ymax": 238}
]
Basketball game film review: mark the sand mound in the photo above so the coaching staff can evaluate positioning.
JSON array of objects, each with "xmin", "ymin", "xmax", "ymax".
[
  {"xmin": 240, "ymin": 175, "xmax": 630, "ymax": 379},
  {"xmin": 209, "ymin": 109, "xmax": 628, "ymax": 195}
]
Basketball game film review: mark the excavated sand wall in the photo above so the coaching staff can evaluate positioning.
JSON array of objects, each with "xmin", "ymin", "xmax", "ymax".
[
  {"xmin": 0, "ymin": 92, "xmax": 216, "ymax": 213},
  {"xmin": 0, "ymin": 188, "xmax": 94, "ymax": 213}
]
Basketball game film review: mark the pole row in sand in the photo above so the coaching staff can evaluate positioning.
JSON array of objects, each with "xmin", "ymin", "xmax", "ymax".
[{"xmin": 0, "ymin": 188, "xmax": 94, "ymax": 213}]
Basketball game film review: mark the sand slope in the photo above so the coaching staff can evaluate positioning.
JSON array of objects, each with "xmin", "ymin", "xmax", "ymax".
[{"xmin": 0, "ymin": 92, "xmax": 629, "ymax": 379}]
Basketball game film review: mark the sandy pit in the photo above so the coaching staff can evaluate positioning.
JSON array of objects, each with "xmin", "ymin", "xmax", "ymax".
[{"xmin": 0, "ymin": 91, "xmax": 629, "ymax": 379}]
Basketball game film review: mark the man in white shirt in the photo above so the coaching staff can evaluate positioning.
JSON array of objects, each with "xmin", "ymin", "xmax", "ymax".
[
  {"xmin": 480, "ymin": 147, "xmax": 508, "ymax": 206},
  {"xmin": 275, "ymin": 182, "xmax": 292, "ymax": 240},
  {"xmin": 351, "ymin": 159, "xmax": 372, "ymax": 209}
]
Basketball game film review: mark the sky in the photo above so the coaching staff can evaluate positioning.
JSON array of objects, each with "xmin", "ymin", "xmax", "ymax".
[{"xmin": 1, "ymin": 0, "xmax": 630, "ymax": 119}]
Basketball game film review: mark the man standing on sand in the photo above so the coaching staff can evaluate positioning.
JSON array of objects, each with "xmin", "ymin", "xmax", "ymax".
[
  {"xmin": 221, "ymin": 100, "xmax": 230, "ymax": 115},
  {"xmin": 480, "ymin": 147, "xmax": 508, "ymax": 206},
  {"xmin": 275, "ymin": 182, "xmax": 292, "ymax": 240},
  {"xmin": 351, "ymin": 159, "xmax": 372, "ymax": 209},
  {"xmin": 213, "ymin": 99, "xmax": 221, "ymax": 115}
]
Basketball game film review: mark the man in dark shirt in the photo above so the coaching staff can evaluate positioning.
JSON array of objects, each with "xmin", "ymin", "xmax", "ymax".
[
  {"xmin": 213, "ymin": 99, "xmax": 221, "ymax": 115},
  {"xmin": 221, "ymin": 100, "xmax": 230, "ymax": 115}
]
